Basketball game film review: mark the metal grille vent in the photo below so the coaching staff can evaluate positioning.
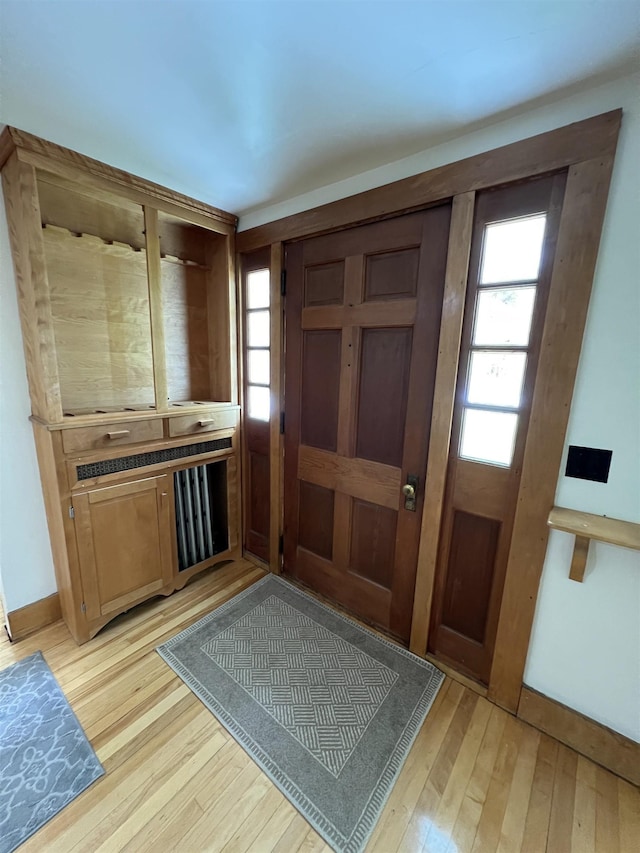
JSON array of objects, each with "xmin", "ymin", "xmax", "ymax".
[{"xmin": 76, "ymin": 438, "xmax": 232, "ymax": 480}]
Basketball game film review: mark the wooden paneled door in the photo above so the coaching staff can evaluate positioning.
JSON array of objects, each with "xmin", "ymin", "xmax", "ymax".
[{"xmin": 283, "ymin": 206, "xmax": 451, "ymax": 641}]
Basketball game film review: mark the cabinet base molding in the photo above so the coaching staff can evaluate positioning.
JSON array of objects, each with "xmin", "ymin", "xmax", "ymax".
[
  {"xmin": 5, "ymin": 593, "xmax": 62, "ymax": 641},
  {"xmin": 518, "ymin": 686, "xmax": 640, "ymax": 787}
]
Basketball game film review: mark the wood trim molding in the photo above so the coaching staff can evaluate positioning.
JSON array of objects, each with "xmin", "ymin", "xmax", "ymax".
[
  {"xmin": 0, "ymin": 125, "xmax": 237, "ymax": 231},
  {"xmin": 144, "ymin": 206, "xmax": 169, "ymax": 412},
  {"xmin": 32, "ymin": 425, "xmax": 88, "ymax": 642},
  {"xmin": 269, "ymin": 242, "xmax": 284, "ymax": 574},
  {"xmin": 518, "ymin": 687, "xmax": 640, "ymax": 787},
  {"xmin": 2, "ymin": 153, "xmax": 63, "ymax": 422},
  {"xmin": 236, "ymin": 110, "xmax": 621, "ymax": 252},
  {"xmin": 488, "ymin": 155, "xmax": 619, "ymax": 713},
  {"xmin": 409, "ymin": 191, "xmax": 475, "ymax": 656},
  {"xmin": 5, "ymin": 593, "xmax": 62, "ymax": 641},
  {"xmin": 253, "ymin": 114, "xmax": 621, "ymax": 710}
]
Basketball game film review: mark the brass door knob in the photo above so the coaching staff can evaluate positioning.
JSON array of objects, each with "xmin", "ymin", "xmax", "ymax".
[{"xmin": 402, "ymin": 483, "xmax": 415, "ymax": 499}]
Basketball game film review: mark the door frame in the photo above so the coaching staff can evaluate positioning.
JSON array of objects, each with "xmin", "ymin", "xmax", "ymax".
[{"xmin": 237, "ymin": 109, "xmax": 622, "ymax": 713}]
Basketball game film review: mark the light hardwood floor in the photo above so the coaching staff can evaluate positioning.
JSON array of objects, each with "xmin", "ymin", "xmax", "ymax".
[{"xmin": 2, "ymin": 559, "xmax": 638, "ymax": 852}]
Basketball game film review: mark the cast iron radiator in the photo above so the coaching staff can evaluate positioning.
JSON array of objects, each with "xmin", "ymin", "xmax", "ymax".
[{"xmin": 174, "ymin": 461, "xmax": 229, "ymax": 571}]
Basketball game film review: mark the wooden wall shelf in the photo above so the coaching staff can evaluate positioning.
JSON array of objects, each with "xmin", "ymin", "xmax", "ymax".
[{"xmin": 548, "ymin": 506, "xmax": 640, "ymax": 582}]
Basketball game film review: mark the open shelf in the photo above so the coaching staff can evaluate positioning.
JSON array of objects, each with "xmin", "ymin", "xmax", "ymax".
[
  {"xmin": 29, "ymin": 169, "xmax": 236, "ymax": 424},
  {"xmin": 548, "ymin": 506, "xmax": 640, "ymax": 582},
  {"xmin": 158, "ymin": 211, "xmax": 232, "ymax": 408}
]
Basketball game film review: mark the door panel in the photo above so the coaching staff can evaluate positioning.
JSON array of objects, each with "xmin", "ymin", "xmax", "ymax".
[
  {"xmin": 355, "ymin": 327, "xmax": 412, "ymax": 467},
  {"xmin": 441, "ymin": 510, "xmax": 501, "ymax": 643},
  {"xmin": 349, "ymin": 499, "xmax": 398, "ymax": 588},
  {"xmin": 364, "ymin": 248, "xmax": 420, "ymax": 301},
  {"xmin": 298, "ymin": 480, "xmax": 335, "ymax": 560},
  {"xmin": 248, "ymin": 450, "xmax": 270, "ymax": 544},
  {"xmin": 284, "ymin": 206, "xmax": 451, "ymax": 641},
  {"xmin": 304, "ymin": 262, "xmax": 345, "ymax": 306},
  {"xmin": 300, "ymin": 330, "xmax": 341, "ymax": 451}
]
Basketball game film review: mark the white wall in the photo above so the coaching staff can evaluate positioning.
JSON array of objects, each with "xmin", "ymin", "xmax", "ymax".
[
  {"xmin": 240, "ymin": 73, "xmax": 640, "ymax": 741},
  {"xmin": 0, "ymin": 183, "xmax": 56, "ymax": 614}
]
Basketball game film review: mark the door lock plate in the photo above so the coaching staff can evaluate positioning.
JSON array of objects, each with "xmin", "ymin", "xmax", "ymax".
[{"xmin": 402, "ymin": 474, "xmax": 419, "ymax": 511}]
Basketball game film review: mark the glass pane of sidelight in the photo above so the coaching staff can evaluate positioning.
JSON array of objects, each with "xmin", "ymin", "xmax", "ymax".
[
  {"xmin": 248, "ymin": 384, "xmax": 270, "ymax": 421},
  {"xmin": 248, "ymin": 348, "xmax": 270, "ymax": 386},
  {"xmin": 480, "ymin": 214, "xmax": 547, "ymax": 284},
  {"xmin": 247, "ymin": 310, "xmax": 270, "ymax": 347},
  {"xmin": 460, "ymin": 408, "xmax": 518, "ymax": 466},
  {"xmin": 467, "ymin": 351, "xmax": 527, "ymax": 408},
  {"xmin": 473, "ymin": 287, "xmax": 536, "ymax": 346},
  {"xmin": 247, "ymin": 269, "xmax": 270, "ymax": 309}
]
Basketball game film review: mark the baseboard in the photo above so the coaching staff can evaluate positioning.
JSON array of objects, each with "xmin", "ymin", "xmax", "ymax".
[
  {"xmin": 424, "ymin": 652, "xmax": 488, "ymax": 698},
  {"xmin": 5, "ymin": 593, "xmax": 62, "ymax": 641},
  {"xmin": 518, "ymin": 686, "xmax": 640, "ymax": 787},
  {"xmin": 243, "ymin": 552, "xmax": 271, "ymax": 573}
]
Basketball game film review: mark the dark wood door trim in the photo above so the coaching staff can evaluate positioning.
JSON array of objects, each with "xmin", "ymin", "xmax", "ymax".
[
  {"xmin": 410, "ymin": 191, "xmax": 475, "ymax": 655},
  {"xmin": 240, "ymin": 114, "xmax": 622, "ymax": 715},
  {"xmin": 269, "ymin": 242, "xmax": 284, "ymax": 573},
  {"xmin": 489, "ymin": 155, "xmax": 619, "ymax": 711},
  {"xmin": 236, "ymin": 110, "xmax": 621, "ymax": 252}
]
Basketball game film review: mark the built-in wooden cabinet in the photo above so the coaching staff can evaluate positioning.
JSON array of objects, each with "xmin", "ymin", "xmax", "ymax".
[{"xmin": 1, "ymin": 126, "xmax": 242, "ymax": 643}]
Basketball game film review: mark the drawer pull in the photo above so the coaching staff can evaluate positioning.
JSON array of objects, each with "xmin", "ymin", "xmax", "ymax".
[
  {"xmin": 197, "ymin": 419, "xmax": 215, "ymax": 427},
  {"xmin": 106, "ymin": 430, "xmax": 131, "ymax": 440}
]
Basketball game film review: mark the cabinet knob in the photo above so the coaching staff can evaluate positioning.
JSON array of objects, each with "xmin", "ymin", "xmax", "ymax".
[
  {"xmin": 106, "ymin": 430, "xmax": 131, "ymax": 439},
  {"xmin": 198, "ymin": 419, "xmax": 215, "ymax": 427}
]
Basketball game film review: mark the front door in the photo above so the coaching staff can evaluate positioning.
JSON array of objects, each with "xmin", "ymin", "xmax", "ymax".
[{"xmin": 283, "ymin": 206, "xmax": 451, "ymax": 641}]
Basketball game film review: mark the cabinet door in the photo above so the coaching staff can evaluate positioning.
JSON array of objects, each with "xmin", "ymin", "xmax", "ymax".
[{"xmin": 74, "ymin": 475, "xmax": 174, "ymax": 620}]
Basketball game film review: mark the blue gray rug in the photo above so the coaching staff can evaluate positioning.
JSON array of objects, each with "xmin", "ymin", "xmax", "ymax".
[
  {"xmin": 157, "ymin": 575, "xmax": 444, "ymax": 853},
  {"xmin": 0, "ymin": 651, "xmax": 104, "ymax": 853}
]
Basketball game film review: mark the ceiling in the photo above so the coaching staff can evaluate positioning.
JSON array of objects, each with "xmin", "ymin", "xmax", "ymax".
[{"xmin": 0, "ymin": 1, "xmax": 638, "ymax": 217}]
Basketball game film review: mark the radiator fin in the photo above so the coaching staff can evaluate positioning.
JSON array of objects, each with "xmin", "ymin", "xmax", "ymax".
[{"xmin": 174, "ymin": 461, "xmax": 229, "ymax": 571}]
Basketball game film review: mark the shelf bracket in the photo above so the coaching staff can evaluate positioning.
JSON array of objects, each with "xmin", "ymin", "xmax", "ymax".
[
  {"xmin": 548, "ymin": 505, "xmax": 640, "ymax": 584},
  {"xmin": 569, "ymin": 535, "xmax": 590, "ymax": 583}
]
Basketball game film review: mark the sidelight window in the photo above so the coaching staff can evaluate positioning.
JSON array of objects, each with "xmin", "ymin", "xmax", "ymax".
[
  {"xmin": 245, "ymin": 268, "xmax": 271, "ymax": 421},
  {"xmin": 459, "ymin": 214, "xmax": 546, "ymax": 467}
]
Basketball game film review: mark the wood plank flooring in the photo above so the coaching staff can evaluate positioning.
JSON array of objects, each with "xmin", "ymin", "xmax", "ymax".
[{"xmin": 1, "ymin": 559, "xmax": 637, "ymax": 852}]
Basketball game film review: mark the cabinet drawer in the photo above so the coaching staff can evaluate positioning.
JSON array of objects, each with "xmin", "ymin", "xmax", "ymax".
[
  {"xmin": 168, "ymin": 409, "xmax": 238, "ymax": 438},
  {"xmin": 61, "ymin": 419, "xmax": 164, "ymax": 454}
]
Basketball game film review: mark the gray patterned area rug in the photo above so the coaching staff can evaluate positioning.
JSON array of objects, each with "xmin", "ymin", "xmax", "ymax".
[
  {"xmin": 0, "ymin": 651, "xmax": 104, "ymax": 853},
  {"xmin": 157, "ymin": 575, "xmax": 444, "ymax": 853}
]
